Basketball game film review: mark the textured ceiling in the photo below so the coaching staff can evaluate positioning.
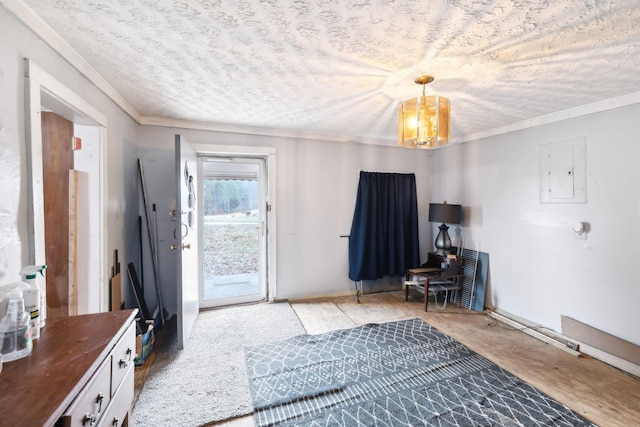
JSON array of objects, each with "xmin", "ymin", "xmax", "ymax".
[{"xmin": 15, "ymin": 0, "xmax": 640, "ymax": 145}]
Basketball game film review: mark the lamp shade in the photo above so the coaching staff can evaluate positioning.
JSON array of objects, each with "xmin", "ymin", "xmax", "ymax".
[
  {"xmin": 398, "ymin": 64, "xmax": 451, "ymax": 150},
  {"xmin": 398, "ymin": 96, "xmax": 450, "ymax": 149},
  {"xmin": 428, "ymin": 203, "xmax": 461, "ymax": 224}
]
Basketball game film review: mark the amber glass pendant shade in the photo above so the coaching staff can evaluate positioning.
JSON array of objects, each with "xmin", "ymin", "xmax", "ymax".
[{"xmin": 398, "ymin": 76, "xmax": 450, "ymax": 149}]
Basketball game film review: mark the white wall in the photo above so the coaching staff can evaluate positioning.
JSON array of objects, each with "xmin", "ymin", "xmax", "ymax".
[
  {"xmin": 431, "ymin": 103, "xmax": 640, "ymax": 346},
  {"xmin": 0, "ymin": 8, "xmax": 139, "ymax": 308},
  {"xmin": 136, "ymin": 127, "xmax": 433, "ymax": 311}
]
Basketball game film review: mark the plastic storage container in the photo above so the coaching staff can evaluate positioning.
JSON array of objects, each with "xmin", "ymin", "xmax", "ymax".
[{"xmin": 0, "ymin": 288, "xmax": 32, "ymax": 362}]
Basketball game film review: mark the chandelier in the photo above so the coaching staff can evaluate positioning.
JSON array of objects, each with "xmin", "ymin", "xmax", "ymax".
[{"xmin": 398, "ymin": 75, "xmax": 450, "ymax": 149}]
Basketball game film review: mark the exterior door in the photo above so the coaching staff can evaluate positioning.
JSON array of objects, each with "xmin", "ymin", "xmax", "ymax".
[
  {"xmin": 200, "ymin": 157, "xmax": 267, "ymax": 308},
  {"xmin": 175, "ymin": 135, "xmax": 199, "ymax": 350}
]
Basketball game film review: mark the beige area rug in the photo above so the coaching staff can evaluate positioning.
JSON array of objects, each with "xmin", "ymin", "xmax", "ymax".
[{"xmin": 131, "ymin": 302, "xmax": 306, "ymax": 427}]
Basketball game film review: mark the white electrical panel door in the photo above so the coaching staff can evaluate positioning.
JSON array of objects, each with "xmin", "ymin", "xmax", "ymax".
[{"xmin": 540, "ymin": 137, "xmax": 586, "ymax": 203}]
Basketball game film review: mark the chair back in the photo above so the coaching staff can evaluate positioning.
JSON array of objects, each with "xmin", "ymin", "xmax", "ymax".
[{"xmin": 441, "ymin": 258, "xmax": 463, "ymax": 277}]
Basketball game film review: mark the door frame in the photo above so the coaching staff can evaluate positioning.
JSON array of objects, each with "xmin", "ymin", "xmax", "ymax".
[
  {"xmin": 194, "ymin": 144, "xmax": 277, "ymax": 303},
  {"xmin": 199, "ymin": 156, "xmax": 266, "ymax": 307},
  {"xmin": 24, "ymin": 59, "xmax": 109, "ymax": 311}
]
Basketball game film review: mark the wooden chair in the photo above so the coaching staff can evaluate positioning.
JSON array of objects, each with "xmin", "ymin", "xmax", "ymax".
[{"xmin": 404, "ymin": 258, "xmax": 465, "ymax": 311}]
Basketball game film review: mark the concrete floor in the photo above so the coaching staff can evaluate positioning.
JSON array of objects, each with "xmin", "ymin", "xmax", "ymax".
[{"xmin": 203, "ymin": 273, "xmax": 259, "ymax": 300}]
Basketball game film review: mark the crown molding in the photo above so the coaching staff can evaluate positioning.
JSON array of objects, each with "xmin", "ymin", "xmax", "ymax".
[
  {"xmin": 139, "ymin": 116, "xmax": 396, "ymax": 146},
  {"xmin": 2, "ymin": 0, "xmax": 140, "ymax": 122},
  {"xmin": 456, "ymin": 91, "xmax": 640, "ymax": 144}
]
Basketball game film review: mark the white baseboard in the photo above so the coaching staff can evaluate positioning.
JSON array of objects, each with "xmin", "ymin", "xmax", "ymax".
[
  {"xmin": 488, "ymin": 309, "xmax": 640, "ymax": 378},
  {"xmin": 285, "ymin": 289, "xmax": 357, "ymax": 303},
  {"xmin": 574, "ymin": 342, "xmax": 640, "ymax": 378},
  {"xmin": 487, "ymin": 311, "xmax": 581, "ymax": 357}
]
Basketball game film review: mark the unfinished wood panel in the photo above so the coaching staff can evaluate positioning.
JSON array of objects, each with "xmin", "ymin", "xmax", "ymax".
[
  {"xmin": 290, "ymin": 297, "xmax": 355, "ymax": 334},
  {"xmin": 562, "ymin": 315, "xmax": 640, "ymax": 365},
  {"xmin": 111, "ymin": 273, "xmax": 122, "ymax": 311},
  {"xmin": 69, "ymin": 170, "xmax": 90, "ymax": 315},
  {"xmin": 68, "ymin": 170, "xmax": 78, "ymax": 316},
  {"xmin": 133, "ymin": 343, "xmax": 157, "ymax": 406},
  {"xmin": 68, "ymin": 170, "xmax": 91, "ymax": 315},
  {"xmin": 42, "ymin": 112, "xmax": 74, "ymax": 318}
]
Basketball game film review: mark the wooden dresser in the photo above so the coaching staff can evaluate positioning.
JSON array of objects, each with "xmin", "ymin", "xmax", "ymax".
[{"xmin": 0, "ymin": 309, "xmax": 138, "ymax": 427}]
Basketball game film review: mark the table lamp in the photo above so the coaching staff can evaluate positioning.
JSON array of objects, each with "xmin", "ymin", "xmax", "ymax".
[{"xmin": 428, "ymin": 202, "xmax": 462, "ymax": 255}]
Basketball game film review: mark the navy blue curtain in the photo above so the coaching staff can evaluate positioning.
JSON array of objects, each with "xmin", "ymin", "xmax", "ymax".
[{"xmin": 348, "ymin": 171, "xmax": 420, "ymax": 281}]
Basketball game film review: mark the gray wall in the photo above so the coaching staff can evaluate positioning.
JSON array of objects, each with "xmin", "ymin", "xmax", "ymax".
[
  {"xmin": 0, "ymin": 7, "xmax": 139, "ymax": 307},
  {"xmin": 135, "ymin": 127, "xmax": 432, "ymax": 314}
]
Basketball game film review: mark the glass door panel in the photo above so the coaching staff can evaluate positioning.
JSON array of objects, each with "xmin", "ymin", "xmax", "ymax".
[{"xmin": 200, "ymin": 158, "xmax": 265, "ymax": 307}]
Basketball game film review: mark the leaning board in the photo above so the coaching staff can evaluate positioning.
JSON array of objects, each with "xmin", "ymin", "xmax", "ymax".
[{"xmin": 457, "ymin": 247, "xmax": 489, "ymax": 312}]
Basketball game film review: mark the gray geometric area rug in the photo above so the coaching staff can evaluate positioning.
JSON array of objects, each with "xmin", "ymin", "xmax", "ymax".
[
  {"xmin": 132, "ymin": 302, "xmax": 306, "ymax": 427},
  {"xmin": 245, "ymin": 318, "xmax": 597, "ymax": 427}
]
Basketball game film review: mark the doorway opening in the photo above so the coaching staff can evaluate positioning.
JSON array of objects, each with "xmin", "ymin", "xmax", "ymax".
[
  {"xmin": 200, "ymin": 157, "xmax": 267, "ymax": 307},
  {"xmin": 25, "ymin": 60, "xmax": 108, "ymax": 315}
]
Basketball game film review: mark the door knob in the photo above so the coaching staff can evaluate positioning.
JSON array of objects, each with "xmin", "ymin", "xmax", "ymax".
[{"xmin": 170, "ymin": 243, "xmax": 191, "ymax": 250}]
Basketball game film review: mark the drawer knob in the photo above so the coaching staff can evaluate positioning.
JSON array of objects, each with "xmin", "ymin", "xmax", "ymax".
[
  {"xmin": 119, "ymin": 348, "xmax": 133, "ymax": 368},
  {"xmin": 112, "ymin": 416, "xmax": 120, "ymax": 426},
  {"xmin": 82, "ymin": 393, "xmax": 104, "ymax": 425},
  {"xmin": 83, "ymin": 413, "xmax": 97, "ymax": 426}
]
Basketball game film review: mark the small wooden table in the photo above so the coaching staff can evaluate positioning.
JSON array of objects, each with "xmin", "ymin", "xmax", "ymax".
[{"xmin": 404, "ymin": 257, "xmax": 465, "ymax": 311}]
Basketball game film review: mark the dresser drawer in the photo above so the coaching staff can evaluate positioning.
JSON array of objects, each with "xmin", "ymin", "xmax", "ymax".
[
  {"xmin": 60, "ymin": 359, "xmax": 112, "ymax": 427},
  {"xmin": 98, "ymin": 366, "xmax": 134, "ymax": 427},
  {"xmin": 111, "ymin": 322, "xmax": 136, "ymax": 394}
]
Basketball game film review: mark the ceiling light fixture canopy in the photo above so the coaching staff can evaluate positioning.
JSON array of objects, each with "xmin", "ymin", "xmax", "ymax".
[{"xmin": 398, "ymin": 75, "xmax": 450, "ymax": 149}]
